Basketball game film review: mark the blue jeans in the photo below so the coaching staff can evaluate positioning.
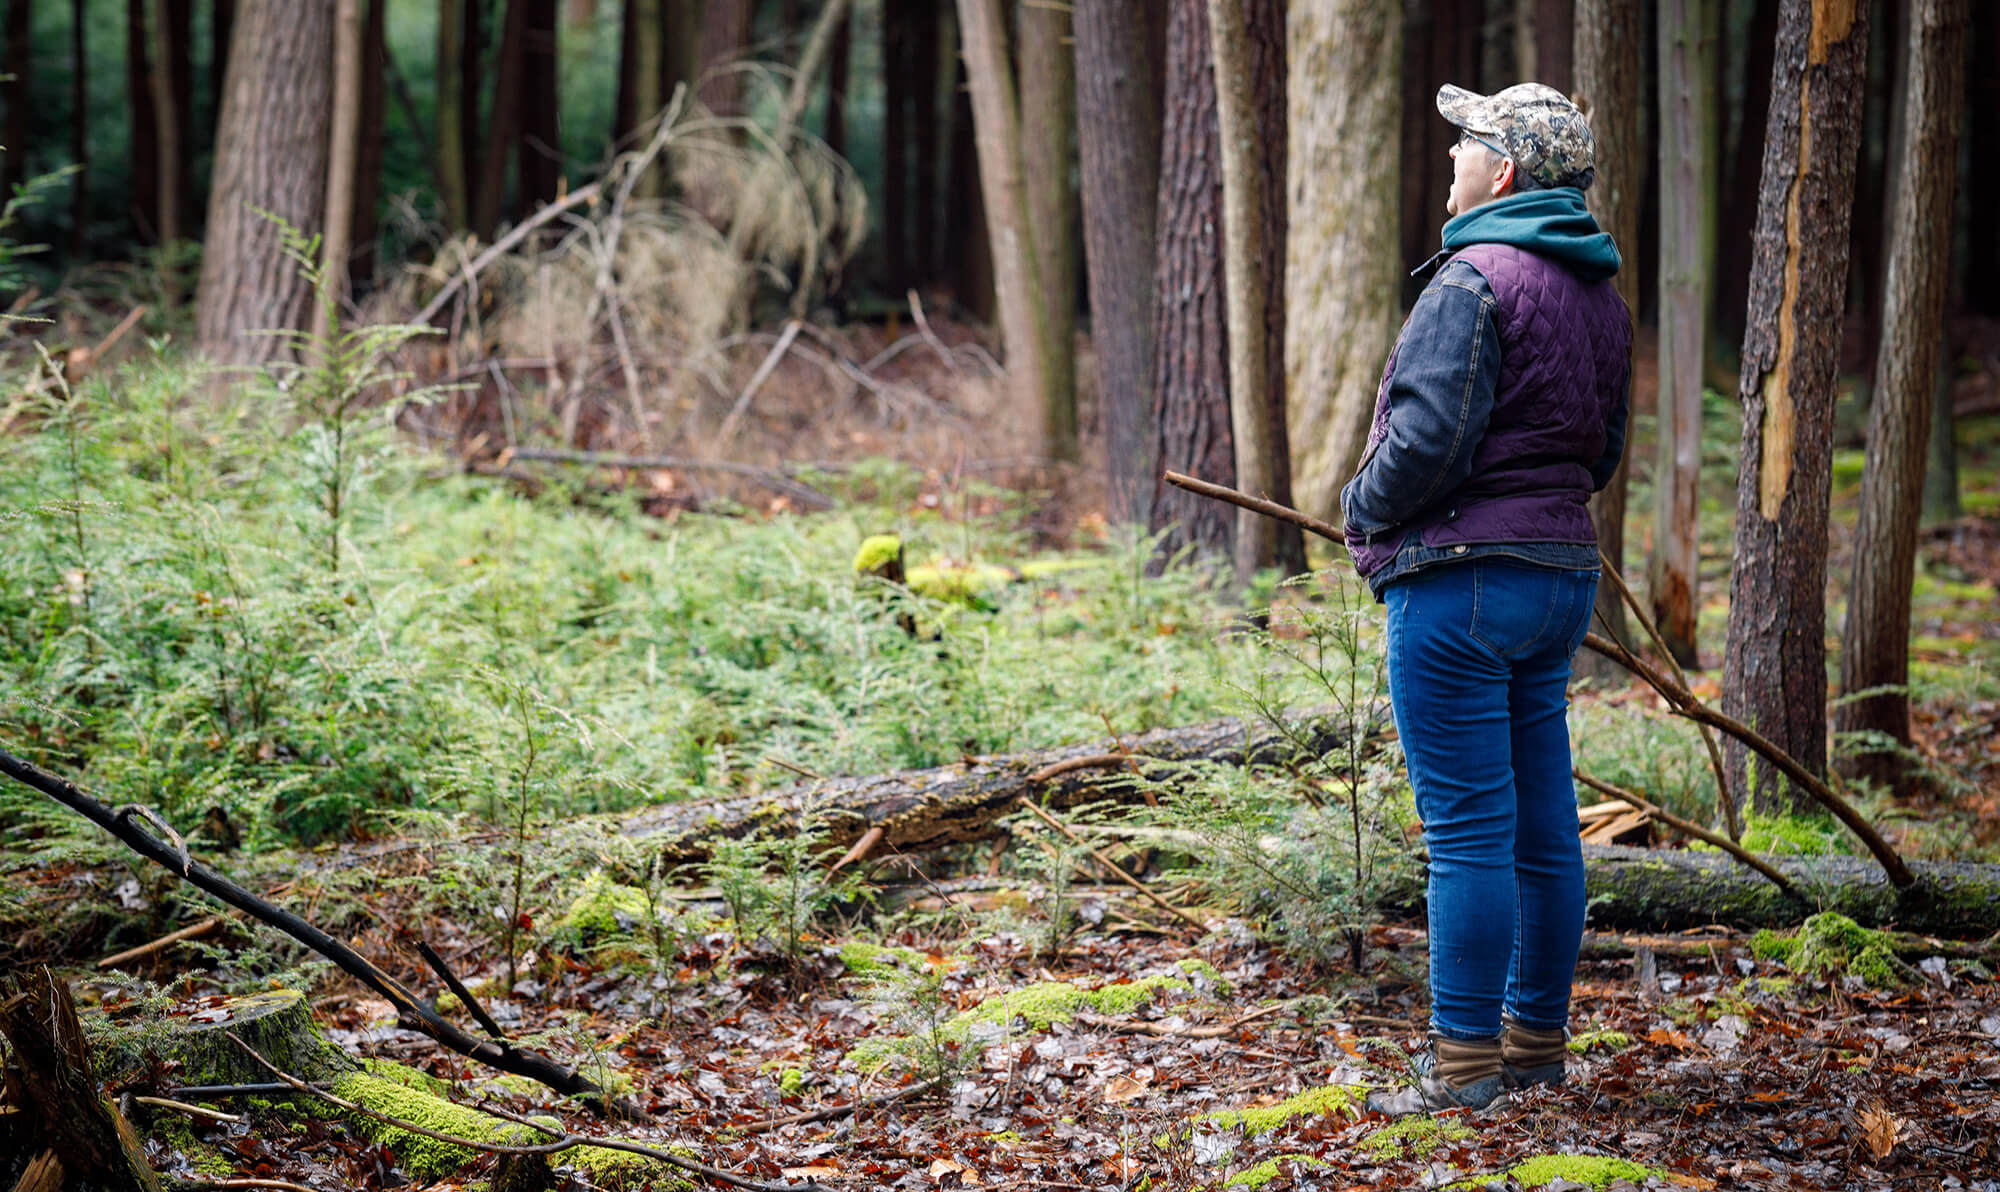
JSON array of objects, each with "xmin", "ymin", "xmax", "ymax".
[{"xmin": 1384, "ymin": 560, "xmax": 1596, "ymax": 1040}]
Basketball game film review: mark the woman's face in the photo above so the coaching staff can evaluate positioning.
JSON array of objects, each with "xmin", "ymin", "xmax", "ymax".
[{"xmin": 1448, "ymin": 131, "xmax": 1510, "ymax": 217}]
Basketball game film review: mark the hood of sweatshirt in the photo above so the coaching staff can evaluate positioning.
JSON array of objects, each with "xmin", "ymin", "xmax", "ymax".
[{"xmin": 1441, "ymin": 188, "xmax": 1621, "ymax": 282}]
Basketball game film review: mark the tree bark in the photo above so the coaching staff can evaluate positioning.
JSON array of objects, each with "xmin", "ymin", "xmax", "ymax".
[
  {"xmin": 474, "ymin": 0, "xmax": 533, "ymax": 237},
  {"xmin": 882, "ymin": 0, "xmax": 912, "ymax": 287},
  {"xmin": 1715, "ymin": 0, "xmax": 1778, "ymax": 343},
  {"xmin": 824, "ymin": 1, "xmax": 850, "ymax": 157},
  {"xmin": 519, "ymin": 0, "xmax": 561, "ymax": 212},
  {"xmin": 1922, "ymin": 345, "xmax": 1959, "ymax": 522},
  {"xmin": 618, "ymin": 0, "xmax": 665, "ymax": 196},
  {"xmin": 348, "ymin": 0, "xmax": 387, "ymax": 291},
  {"xmin": 697, "ymin": 0, "xmax": 752, "ymax": 116},
  {"xmin": 1149, "ymin": 0, "xmax": 1235, "ymax": 561},
  {"xmin": 956, "ymin": 0, "xmax": 1059, "ymax": 461},
  {"xmin": 2, "ymin": 0, "xmax": 30, "ymax": 200},
  {"xmin": 194, "ymin": 0, "xmax": 336, "ymax": 367},
  {"xmin": 67, "ymin": 0, "xmax": 85, "ymax": 257},
  {"xmin": 1075, "ymin": 0, "xmax": 1164, "ymax": 527},
  {"xmin": 0, "ymin": 969, "xmax": 162, "ymax": 1192},
  {"xmin": 1652, "ymin": 0, "xmax": 1718, "ymax": 669},
  {"xmin": 912, "ymin": 0, "xmax": 942, "ymax": 280},
  {"xmin": 436, "ymin": 0, "xmax": 470, "ymax": 230},
  {"xmin": 144, "ymin": 0, "xmax": 184, "ymax": 244},
  {"xmin": 1020, "ymin": 0, "xmax": 1081, "ymax": 464},
  {"xmin": 1574, "ymin": 0, "xmax": 1642, "ymax": 671},
  {"xmin": 1723, "ymin": 0, "xmax": 1870, "ymax": 816},
  {"xmin": 1398, "ymin": 0, "xmax": 1480, "ymax": 304},
  {"xmin": 124, "ymin": 0, "xmax": 160, "ymax": 243},
  {"xmin": 313, "ymin": 0, "xmax": 363, "ymax": 344},
  {"xmin": 1285, "ymin": 0, "xmax": 1402, "ymax": 528},
  {"xmin": 1837, "ymin": 0, "xmax": 1966, "ymax": 795}
]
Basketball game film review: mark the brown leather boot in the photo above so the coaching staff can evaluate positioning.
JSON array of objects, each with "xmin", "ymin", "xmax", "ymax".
[
  {"xmin": 1365, "ymin": 1033, "xmax": 1507, "ymax": 1116},
  {"xmin": 1501, "ymin": 1017, "xmax": 1569, "ymax": 1089}
]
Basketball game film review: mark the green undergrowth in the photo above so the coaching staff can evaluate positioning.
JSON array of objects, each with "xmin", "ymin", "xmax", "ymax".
[
  {"xmin": 1163, "ymin": 1083, "xmax": 1365, "ymax": 1146},
  {"xmin": 1225, "ymin": 1153, "xmax": 1329, "ymax": 1186},
  {"xmin": 1360, "ymin": 1114, "xmax": 1473, "ymax": 1159},
  {"xmin": 0, "ymin": 351, "xmax": 1290, "ymax": 854},
  {"xmin": 1452, "ymin": 1153, "xmax": 1667, "ymax": 1190}
]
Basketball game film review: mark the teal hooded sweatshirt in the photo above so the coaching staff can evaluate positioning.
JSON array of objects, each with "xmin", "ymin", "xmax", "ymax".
[{"xmin": 1439, "ymin": 188, "xmax": 1621, "ymax": 282}]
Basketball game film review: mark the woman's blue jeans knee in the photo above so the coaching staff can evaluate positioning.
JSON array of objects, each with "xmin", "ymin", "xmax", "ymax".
[{"xmin": 1385, "ymin": 561, "xmax": 1597, "ymax": 1042}]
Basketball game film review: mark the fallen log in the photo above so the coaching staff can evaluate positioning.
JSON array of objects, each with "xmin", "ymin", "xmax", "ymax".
[{"xmin": 616, "ymin": 711, "xmax": 1374, "ymax": 867}]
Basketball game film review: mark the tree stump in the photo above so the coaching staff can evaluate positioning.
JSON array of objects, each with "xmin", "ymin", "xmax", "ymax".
[
  {"xmin": 98, "ymin": 988, "xmax": 358, "ymax": 1089},
  {"xmin": 0, "ymin": 968, "xmax": 161, "ymax": 1192}
]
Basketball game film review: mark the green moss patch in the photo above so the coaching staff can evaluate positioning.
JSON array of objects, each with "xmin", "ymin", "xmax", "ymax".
[
  {"xmin": 1360, "ymin": 1114, "xmax": 1474, "ymax": 1159},
  {"xmin": 1751, "ymin": 912, "xmax": 1914, "ymax": 989},
  {"xmin": 1195, "ymin": 1084, "xmax": 1364, "ymax": 1137},
  {"xmin": 1226, "ymin": 1154, "xmax": 1328, "ymax": 1186},
  {"xmin": 1454, "ymin": 1153, "xmax": 1666, "ymax": 1189},
  {"xmin": 852, "ymin": 534, "xmax": 904, "ymax": 575},
  {"xmin": 1737, "ymin": 813, "xmax": 1852, "ymax": 857},
  {"xmin": 849, "ymin": 974, "xmax": 1193, "ymax": 1071},
  {"xmin": 908, "ymin": 560, "xmax": 1018, "ymax": 603},
  {"xmin": 1567, "ymin": 1029, "xmax": 1633, "ymax": 1055},
  {"xmin": 839, "ymin": 941, "xmax": 950, "ymax": 978}
]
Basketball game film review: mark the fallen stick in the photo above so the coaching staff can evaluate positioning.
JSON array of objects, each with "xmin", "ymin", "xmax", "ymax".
[
  {"xmin": 412, "ymin": 182, "xmax": 606, "ymax": 327},
  {"xmin": 738, "ymin": 1076, "xmax": 941, "ymax": 1134},
  {"xmin": 1014, "ymin": 796, "xmax": 1207, "ymax": 930},
  {"xmin": 0, "ymin": 747, "xmax": 628, "ymax": 1115},
  {"xmin": 129, "ymin": 1095, "xmax": 241, "ymax": 1124},
  {"xmin": 1074, "ymin": 1002, "xmax": 1286, "ymax": 1039},
  {"xmin": 1573, "ymin": 770, "xmax": 1793, "ymax": 895},
  {"xmin": 714, "ymin": 319, "xmax": 804, "ymax": 448},
  {"xmin": 416, "ymin": 939, "xmax": 508, "ymax": 1043},
  {"xmin": 98, "ymin": 916, "xmax": 222, "ymax": 969}
]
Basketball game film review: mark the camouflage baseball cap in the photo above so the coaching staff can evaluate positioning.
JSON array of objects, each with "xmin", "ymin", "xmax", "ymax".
[{"xmin": 1436, "ymin": 82, "xmax": 1595, "ymax": 189}]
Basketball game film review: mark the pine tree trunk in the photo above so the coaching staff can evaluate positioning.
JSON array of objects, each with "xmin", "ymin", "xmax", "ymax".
[
  {"xmin": 1723, "ymin": 0, "xmax": 1869, "ymax": 816},
  {"xmin": 124, "ymin": 0, "xmax": 160, "ymax": 242},
  {"xmin": 1574, "ymin": 0, "xmax": 1641, "ymax": 670},
  {"xmin": 1652, "ymin": 0, "xmax": 1718, "ymax": 670},
  {"xmin": 1020, "ymin": 0, "xmax": 1080, "ymax": 463},
  {"xmin": 697, "ymin": 0, "xmax": 751, "ymax": 116},
  {"xmin": 1715, "ymin": 0, "xmax": 1778, "ymax": 342},
  {"xmin": 519, "ymin": 0, "xmax": 561, "ymax": 211},
  {"xmin": 1, "ymin": 0, "xmax": 29, "ymax": 201},
  {"xmin": 912, "ymin": 0, "xmax": 942, "ymax": 278},
  {"xmin": 145, "ymin": 0, "xmax": 182, "ymax": 244},
  {"xmin": 313, "ymin": 0, "xmax": 363, "ymax": 344},
  {"xmin": 882, "ymin": 0, "xmax": 911, "ymax": 287},
  {"xmin": 1837, "ymin": 0, "xmax": 1966, "ymax": 794},
  {"xmin": 617, "ymin": 0, "xmax": 665, "ymax": 198},
  {"xmin": 956, "ymin": 0, "xmax": 1058, "ymax": 460},
  {"xmin": 349, "ymin": 0, "xmax": 386, "ymax": 291},
  {"xmin": 1964, "ymin": 1, "xmax": 1999, "ymax": 317},
  {"xmin": 824, "ymin": 2, "xmax": 849, "ymax": 156},
  {"xmin": 1075, "ymin": 0, "xmax": 1164, "ymax": 527},
  {"xmin": 67, "ymin": 0, "xmax": 85, "ymax": 257},
  {"xmin": 436, "ymin": 0, "xmax": 469, "ymax": 230},
  {"xmin": 1149, "ymin": 0, "xmax": 1234, "ymax": 560},
  {"xmin": 1286, "ymin": 0, "xmax": 1401, "ymax": 528},
  {"xmin": 1922, "ymin": 338, "xmax": 1958, "ymax": 522},
  {"xmin": 1246, "ymin": 0, "xmax": 1305, "ymax": 579},
  {"xmin": 194, "ymin": 0, "xmax": 336, "ymax": 367},
  {"xmin": 1398, "ymin": 0, "xmax": 1480, "ymax": 304},
  {"xmin": 474, "ymin": 0, "xmax": 532, "ymax": 236}
]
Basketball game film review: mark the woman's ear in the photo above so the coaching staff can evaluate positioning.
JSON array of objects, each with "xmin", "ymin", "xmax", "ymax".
[{"xmin": 1492, "ymin": 155, "xmax": 1516, "ymax": 198}]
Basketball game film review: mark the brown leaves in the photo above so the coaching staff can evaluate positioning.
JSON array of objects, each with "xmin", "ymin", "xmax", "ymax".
[{"xmin": 1853, "ymin": 1101, "xmax": 1906, "ymax": 1161}]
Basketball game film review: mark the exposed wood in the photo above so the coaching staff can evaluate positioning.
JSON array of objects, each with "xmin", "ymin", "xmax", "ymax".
[
  {"xmin": 0, "ymin": 968, "xmax": 162, "ymax": 1191},
  {"xmin": 1724, "ymin": 0, "xmax": 1871, "ymax": 815},
  {"xmin": 1575, "ymin": 770, "xmax": 1793, "ymax": 893},
  {"xmin": 97, "ymin": 915, "xmax": 221, "ymax": 969}
]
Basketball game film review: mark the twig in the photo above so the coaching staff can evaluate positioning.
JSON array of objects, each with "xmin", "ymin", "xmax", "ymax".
[
  {"xmin": 1595, "ymin": 550, "xmax": 1740, "ymax": 840},
  {"xmin": 1074, "ymin": 1002, "xmax": 1286, "ymax": 1039},
  {"xmin": 1581, "ymin": 632, "xmax": 1913, "ymax": 888},
  {"xmin": 416, "ymin": 940, "xmax": 508, "ymax": 1043},
  {"xmin": 412, "ymin": 182, "xmax": 605, "ymax": 327},
  {"xmin": 715, "ymin": 318, "xmax": 803, "ymax": 448},
  {"xmin": 181, "ymin": 1181, "xmax": 318, "ymax": 1192},
  {"xmin": 1572, "ymin": 769, "xmax": 1794, "ymax": 895},
  {"xmin": 1013, "ymin": 797, "xmax": 1207, "ymax": 930},
  {"xmin": 224, "ymin": 1032, "xmax": 821, "ymax": 1192},
  {"xmin": 1026, "ymin": 753, "xmax": 1140, "ymax": 784},
  {"xmin": 0, "ymin": 749, "xmax": 626, "ymax": 1112},
  {"xmin": 736, "ymin": 1076, "xmax": 941, "ymax": 1134},
  {"xmin": 130, "ymin": 1095, "xmax": 241, "ymax": 1124},
  {"xmin": 907, "ymin": 289, "xmax": 962, "ymax": 373},
  {"xmin": 1158, "ymin": 470, "xmax": 1914, "ymax": 890},
  {"xmin": 765, "ymin": 754, "xmax": 829, "ymax": 781},
  {"xmin": 828, "ymin": 825, "xmax": 884, "ymax": 875},
  {"xmin": 98, "ymin": 916, "xmax": 222, "ymax": 969},
  {"xmin": 505, "ymin": 447, "xmax": 834, "ymax": 511}
]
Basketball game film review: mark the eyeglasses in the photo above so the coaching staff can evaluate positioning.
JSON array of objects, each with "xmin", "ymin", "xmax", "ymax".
[{"xmin": 1456, "ymin": 128, "xmax": 1509, "ymax": 159}]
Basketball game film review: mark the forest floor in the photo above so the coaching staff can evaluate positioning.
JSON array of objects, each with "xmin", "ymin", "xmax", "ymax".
[{"xmin": 88, "ymin": 890, "xmax": 2000, "ymax": 1192}]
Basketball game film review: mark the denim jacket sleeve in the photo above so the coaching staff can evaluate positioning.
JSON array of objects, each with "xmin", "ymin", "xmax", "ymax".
[
  {"xmin": 1588, "ymin": 374, "xmax": 1630, "ymax": 491},
  {"xmin": 1341, "ymin": 260, "xmax": 1501, "ymax": 536}
]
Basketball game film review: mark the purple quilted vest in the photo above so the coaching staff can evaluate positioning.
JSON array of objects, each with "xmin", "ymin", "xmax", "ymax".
[{"xmin": 1349, "ymin": 243, "xmax": 1631, "ymax": 577}]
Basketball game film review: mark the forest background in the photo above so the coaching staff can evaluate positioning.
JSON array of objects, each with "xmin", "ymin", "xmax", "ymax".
[{"xmin": 2, "ymin": 0, "xmax": 2000, "ymax": 1187}]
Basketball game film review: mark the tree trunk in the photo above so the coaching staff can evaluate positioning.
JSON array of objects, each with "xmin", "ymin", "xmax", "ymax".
[
  {"xmin": 1723, "ymin": 0, "xmax": 1869, "ymax": 816},
  {"xmin": 519, "ymin": 0, "xmax": 561, "ymax": 212},
  {"xmin": 1922, "ymin": 346, "xmax": 1959, "ymax": 523},
  {"xmin": 1398, "ymin": 0, "xmax": 1480, "ymax": 304},
  {"xmin": 824, "ymin": 2, "xmax": 849, "ymax": 157},
  {"xmin": 1020, "ymin": 0, "xmax": 1081, "ymax": 464},
  {"xmin": 1516, "ymin": 0, "xmax": 1576, "ymax": 89},
  {"xmin": 1075, "ymin": 0, "xmax": 1165, "ymax": 527},
  {"xmin": 617, "ymin": 0, "xmax": 665, "ymax": 198},
  {"xmin": 1849, "ymin": 0, "xmax": 1901, "ymax": 373},
  {"xmin": 348, "ymin": 0, "xmax": 387, "ymax": 291},
  {"xmin": 67, "ymin": 0, "xmax": 85, "ymax": 257},
  {"xmin": 1963, "ymin": 0, "xmax": 1999, "ymax": 317},
  {"xmin": 697, "ymin": 0, "xmax": 752, "ymax": 116},
  {"xmin": 1574, "ymin": 0, "xmax": 1642, "ymax": 671},
  {"xmin": 1836, "ymin": 0, "xmax": 1966, "ymax": 795},
  {"xmin": 882, "ymin": 0, "xmax": 911, "ymax": 287},
  {"xmin": 912, "ymin": 0, "xmax": 942, "ymax": 280},
  {"xmin": 1286, "ymin": 0, "xmax": 1401, "ymax": 528},
  {"xmin": 210, "ymin": 0, "xmax": 234, "ymax": 131},
  {"xmin": 1248, "ymin": 0, "xmax": 1305, "ymax": 579},
  {"xmin": 1652, "ymin": 0, "xmax": 1718, "ymax": 670},
  {"xmin": 0, "ymin": 969, "xmax": 162, "ymax": 1192},
  {"xmin": 313, "ymin": 0, "xmax": 363, "ymax": 345},
  {"xmin": 145, "ymin": 0, "xmax": 183, "ymax": 244},
  {"xmin": 436, "ymin": 0, "xmax": 469, "ymax": 230},
  {"xmin": 1715, "ymin": 0, "xmax": 1778, "ymax": 343},
  {"xmin": 956, "ymin": 0, "xmax": 1059, "ymax": 461},
  {"xmin": 124, "ymin": 0, "xmax": 160, "ymax": 243},
  {"xmin": 2, "ymin": 0, "xmax": 30, "ymax": 200},
  {"xmin": 194, "ymin": 0, "xmax": 336, "ymax": 367},
  {"xmin": 474, "ymin": 0, "xmax": 532, "ymax": 237},
  {"xmin": 1149, "ymin": 0, "xmax": 1234, "ymax": 561}
]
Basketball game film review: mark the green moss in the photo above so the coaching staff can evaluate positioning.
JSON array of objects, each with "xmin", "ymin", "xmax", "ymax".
[
  {"xmin": 1454, "ymin": 1154, "xmax": 1665, "ymax": 1190},
  {"xmin": 778, "ymin": 1068, "xmax": 804, "ymax": 1095},
  {"xmin": 839, "ymin": 941, "xmax": 934, "ymax": 977},
  {"xmin": 1738, "ymin": 813, "xmax": 1852, "ymax": 857},
  {"xmin": 1360, "ymin": 1115, "xmax": 1474, "ymax": 1159},
  {"xmin": 1019, "ymin": 558, "xmax": 1100, "ymax": 581},
  {"xmin": 154, "ymin": 1115, "xmax": 236, "ymax": 1177},
  {"xmin": 849, "ymin": 975, "xmax": 1192, "ymax": 1071},
  {"xmin": 1174, "ymin": 957, "xmax": 1230, "ymax": 992},
  {"xmin": 558, "ymin": 872, "xmax": 652, "ymax": 943},
  {"xmin": 1201, "ymin": 1084, "xmax": 1364, "ymax": 1136},
  {"xmin": 907, "ymin": 560, "xmax": 1017, "ymax": 602},
  {"xmin": 1226, "ymin": 1154, "xmax": 1328, "ymax": 1186},
  {"xmin": 1566, "ymin": 1029, "xmax": 1632, "ymax": 1055},
  {"xmin": 1755, "ymin": 912, "xmax": 1913, "ymax": 989},
  {"xmin": 360, "ymin": 1057, "xmax": 452, "ymax": 1096},
  {"xmin": 852, "ymin": 534, "xmax": 904, "ymax": 575}
]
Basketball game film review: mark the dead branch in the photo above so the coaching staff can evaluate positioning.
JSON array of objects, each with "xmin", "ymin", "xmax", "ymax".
[
  {"xmin": 737, "ymin": 1077, "xmax": 941, "ymax": 1134},
  {"xmin": 1574, "ymin": 770, "xmax": 1793, "ymax": 895},
  {"xmin": 503, "ymin": 446, "xmax": 833, "ymax": 510},
  {"xmin": 0, "ymin": 748, "xmax": 629, "ymax": 1114},
  {"xmin": 1014, "ymin": 796, "xmax": 1207, "ymax": 930},
  {"xmin": 98, "ymin": 917, "xmax": 222, "ymax": 970},
  {"xmin": 412, "ymin": 183, "xmax": 606, "ymax": 328},
  {"xmin": 415, "ymin": 939, "xmax": 508, "ymax": 1043}
]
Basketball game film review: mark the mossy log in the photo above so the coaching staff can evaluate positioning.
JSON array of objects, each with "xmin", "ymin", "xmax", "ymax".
[
  {"xmin": 1572, "ymin": 844, "xmax": 2000, "ymax": 937},
  {"xmin": 618, "ymin": 712, "xmax": 1368, "ymax": 867},
  {"xmin": 0, "ymin": 969, "xmax": 161, "ymax": 1192}
]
